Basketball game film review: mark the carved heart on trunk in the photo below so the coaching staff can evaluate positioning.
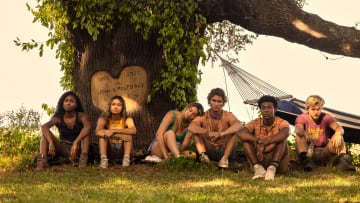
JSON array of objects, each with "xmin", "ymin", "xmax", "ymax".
[{"xmin": 91, "ymin": 66, "xmax": 148, "ymax": 112}]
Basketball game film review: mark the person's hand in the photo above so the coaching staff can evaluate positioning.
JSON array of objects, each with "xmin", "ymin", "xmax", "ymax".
[
  {"xmin": 104, "ymin": 130, "xmax": 113, "ymax": 138},
  {"xmin": 70, "ymin": 142, "xmax": 79, "ymax": 159},
  {"xmin": 257, "ymin": 138, "xmax": 270, "ymax": 146},
  {"xmin": 333, "ymin": 133, "xmax": 343, "ymax": 153},
  {"xmin": 304, "ymin": 132, "xmax": 313, "ymax": 143},
  {"xmin": 48, "ymin": 142, "xmax": 56, "ymax": 157},
  {"xmin": 209, "ymin": 131, "xmax": 220, "ymax": 141}
]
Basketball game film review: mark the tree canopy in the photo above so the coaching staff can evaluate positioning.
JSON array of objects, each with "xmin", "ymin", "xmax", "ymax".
[{"xmin": 16, "ymin": 0, "xmax": 360, "ymax": 107}]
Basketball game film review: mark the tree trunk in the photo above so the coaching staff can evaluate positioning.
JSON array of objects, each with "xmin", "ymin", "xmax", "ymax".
[
  {"xmin": 66, "ymin": 0, "xmax": 360, "ymax": 150},
  {"xmin": 73, "ymin": 24, "xmax": 174, "ymax": 150}
]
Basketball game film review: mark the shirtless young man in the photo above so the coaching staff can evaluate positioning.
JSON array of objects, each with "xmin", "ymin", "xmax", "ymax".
[{"xmin": 188, "ymin": 88, "xmax": 242, "ymax": 168}]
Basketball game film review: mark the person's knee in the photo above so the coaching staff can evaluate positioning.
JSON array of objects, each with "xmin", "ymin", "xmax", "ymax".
[
  {"xmin": 126, "ymin": 135, "xmax": 133, "ymax": 142},
  {"xmin": 295, "ymin": 136, "xmax": 307, "ymax": 152},
  {"xmin": 120, "ymin": 134, "xmax": 133, "ymax": 142},
  {"xmin": 192, "ymin": 134, "xmax": 202, "ymax": 141},
  {"xmin": 242, "ymin": 141, "xmax": 253, "ymax": 148}
]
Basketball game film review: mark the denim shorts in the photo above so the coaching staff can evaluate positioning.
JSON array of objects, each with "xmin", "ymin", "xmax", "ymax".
[{"xmin": 207, "ymin": 142, "xmax": 237, "ymax": 162}]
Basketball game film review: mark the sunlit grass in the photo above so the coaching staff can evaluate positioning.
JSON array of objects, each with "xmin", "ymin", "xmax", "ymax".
[
  {"xmin": 1, "ymin": 145, "xmax": 360, "ymax": 203},
  {"xmin": 1, "ymin": 161, "xmax": 359, "ymax": 203},
  {"xmin": 2, "ymin": 111, "xmax": 359, "ymax": 202}
]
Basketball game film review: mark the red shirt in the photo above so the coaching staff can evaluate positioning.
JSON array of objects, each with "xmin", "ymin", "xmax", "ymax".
[{"xmin": 296, "ymin": 113, "xmax": 336, "ymax": 147}]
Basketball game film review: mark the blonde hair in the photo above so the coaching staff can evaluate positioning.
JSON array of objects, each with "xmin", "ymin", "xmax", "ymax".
[{"xmin": 305, "ymin": 95, "xmax": 325, "ymax": 110}]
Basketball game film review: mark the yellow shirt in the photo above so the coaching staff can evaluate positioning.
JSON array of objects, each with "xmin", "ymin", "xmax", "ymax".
[{"xmin": 108, "ymin": 119, "xmax": 125, "ymax": 144}]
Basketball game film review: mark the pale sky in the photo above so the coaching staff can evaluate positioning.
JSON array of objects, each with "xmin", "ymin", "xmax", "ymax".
[
  {"xmin": 197, "ymin": 0, "xmax": 360, "ymax": 122},
  {"xmin": 1, "ymin": 0, "xmax": 359, "ymax": 123}
]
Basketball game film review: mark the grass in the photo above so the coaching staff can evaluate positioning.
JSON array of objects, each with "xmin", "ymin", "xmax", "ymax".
[{"xmin": 0, "ymin": 157, "xmax": 359, "ymax": 203}]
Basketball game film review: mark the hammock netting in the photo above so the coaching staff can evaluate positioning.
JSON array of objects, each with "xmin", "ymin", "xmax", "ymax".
[{"xmin": 219, "ymin": 57, "xmax": 360, "ymax": 143}]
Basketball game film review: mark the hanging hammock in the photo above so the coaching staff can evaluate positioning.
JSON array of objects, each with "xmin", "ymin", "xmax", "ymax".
[
  {"xmin": 219, "ymin": 56, "xmax": 360, "ymax": 144},
  {"xmin": 219, "ymin": 56, "xmax": 293, "ymax": 104}
]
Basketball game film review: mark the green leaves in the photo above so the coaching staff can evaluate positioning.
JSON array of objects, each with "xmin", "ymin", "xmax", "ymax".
[
  {"xmin": 14, "ymin": 38, "xmax": 43, "ymax": 56},
  {"xmin": 72, "ymin": 0, "xmax": 117, "ymax": 40},
  {"xmin": 19, "ymin": 0, "xmax": 254, "ymax": 109},
  {"xmin": 205, "ymin": 20, "xmax": 257, "ymax": 64},
  {"xmin": 121, "ymin": 0, "xmax": 208, "ymax": 108}
]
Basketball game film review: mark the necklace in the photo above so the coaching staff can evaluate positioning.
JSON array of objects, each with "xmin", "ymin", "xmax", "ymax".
[
  {"xmin": 206, "ymin": 112, "xmax": 223, "ymax": 132},
  {"xmin": 209, "ymin": 110, "xmax": 223, "ymax": 120}
]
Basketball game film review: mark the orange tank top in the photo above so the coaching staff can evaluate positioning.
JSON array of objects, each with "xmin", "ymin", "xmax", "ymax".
[{"xmin": 108, "ymin": 119, "xmax": 125, "ymax": 144}]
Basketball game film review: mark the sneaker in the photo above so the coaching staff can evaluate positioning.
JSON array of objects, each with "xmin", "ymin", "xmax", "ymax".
[
  {"xmin": 200, "ymin": 153, "xmax": 210, "ymax": 164},
  {"xmin": 336, "ymin": 155, "xmax": 356, "ymax": 171},
  {"xmin": 303, "ymin": 159, "xmax": 314, "ymax": 172},
  {"xmin": 218, "ymin": 156, "xmax": 229, "ymax": 168},
  {"xmin": 34, "ymin": 155, "xmax": 49, "ymax": 171},
  {"xmin": 78, "ymin": 153, "xmax": 88, "ymax": 168},
  {"xmin": 71, "ymin": 156, "xmax": 79, "ymax": 167},
  {"xmin": 122, "ymin": 155, "xmax": 131, "ymax": 167},
  {"xmin": 265, "ymin": 165, "xmax": 277, "ymax": 180},
  {"xmin": 252, "ymin": 164, "xmax": 266, "ymax": 180},
  {"xmin": 100, "ymin": 158, "xmax": 109, "ymax": 169},
  {"xmin": 144, "ymin": 155, "xmax": 162, "ymax": 163}
]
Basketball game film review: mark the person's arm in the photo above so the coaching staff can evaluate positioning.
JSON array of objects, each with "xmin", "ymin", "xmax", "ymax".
[
  {"xmin": 188, "ymin": 116, "xmax": 207, "ymax": 135},
  {"xmin": 179, "ymin": 131, "xmax": 192, "ymax": 152},
  {"xmin": 295, "ymin": 123, "xmax": 312, "ymax": 143},
  {"xmin": 330, "ymin": 121, "xmax": 344, "ymax": 135},
  {"xmin": 329, "ymin": 120, "xmax": 344, "ymax": 148},
  {"xmin": 217, "ymin": 113, "xmax": 242, "ymax": 138},
  {"xmin": 156, "ymin": 111, "xmax": 177, "ymax": 159},
  {"xmin": 72, "ymin": 112, "xmax": 91, "ymax": 143},
  {"xmin": 112, "ymin": 117, "xmax": 137, "ymax": 136},
  {"xmin": 238, "ymin": 126, "xmax": 258, "ymax": 143},
  {"xmin": 41, "ymin": 116, "xmax": 60, "ymax": 156},
  {"xmin": 266, "ymin": 125, "xmax": 289, "ymax": 145},
  {"xmin": 205, "ymin": 113, "xmax": 243, "ymax": 140},
  {"xmin": 95, "ymin": 116, "xmax": 112, "ymax": 138},
  {"xmin": 295, "ymin": 123, "xmax": 306, "ymax": 137},
  {"xmin": 71, "ymin": 112, "xmax": 91, "ymax": 157}
]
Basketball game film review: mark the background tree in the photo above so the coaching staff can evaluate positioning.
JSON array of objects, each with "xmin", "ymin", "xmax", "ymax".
[{"xmin": 15, "ymin": 0, "xmax": 360, "ymax": 149}]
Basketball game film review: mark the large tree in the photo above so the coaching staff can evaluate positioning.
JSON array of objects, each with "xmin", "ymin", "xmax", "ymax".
[{"xmin": 17, "ymin": 0, "xmax": 360, "ymax": 149}]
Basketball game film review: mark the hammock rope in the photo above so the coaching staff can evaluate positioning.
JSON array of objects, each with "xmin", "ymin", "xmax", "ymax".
[
  {"xmin": 219, "ymin": 56, "xmax": 293, "ymax": 105},
  {"xmin": 217, "ymin": 55, "xmax": 360, "ymax": 143}
]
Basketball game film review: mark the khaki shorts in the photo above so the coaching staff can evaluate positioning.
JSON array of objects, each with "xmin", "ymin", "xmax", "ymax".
[{"xmin": 311, "ymin": 146, "xmax": 335, "ymax": 165}]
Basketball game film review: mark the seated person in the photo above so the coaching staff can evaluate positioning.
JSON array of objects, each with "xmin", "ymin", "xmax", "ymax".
[
  {"xmin": 95, "ymin": 96, "xmax": 136, "ymax": 168},
  {"xmin": 35, "ymin": 91, "xmax": 91, "ymax": 170},
  {"xmin": 188, "ymin": 88, "xmax": 242, "ymax": 168},
  {"xmin": 295, "ymin": 95, "xmax": 355, "ymax": 172},
  {"xmin": 239, "ymin": 95, "xmax": 290, "ymax": 180},
  {"xmin": 145, "ymin": 102, "xmax": 204, "ymax": 162}
]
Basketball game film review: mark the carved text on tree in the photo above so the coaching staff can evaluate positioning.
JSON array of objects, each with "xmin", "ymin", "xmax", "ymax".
[{"xmin": 91, "ymin": 66, "xmax": 148, "ymax": 112}]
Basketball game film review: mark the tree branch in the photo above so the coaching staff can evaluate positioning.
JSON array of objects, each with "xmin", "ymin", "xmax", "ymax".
[{"xmin": 205, "ymin": 0, "xmax": 360, "ymax": 58}]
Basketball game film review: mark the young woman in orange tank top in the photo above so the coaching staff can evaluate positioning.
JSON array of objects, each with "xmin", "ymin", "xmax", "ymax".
[{"xmin": 95, "ymin": 95, "xmax": 136, "ymax": 168}]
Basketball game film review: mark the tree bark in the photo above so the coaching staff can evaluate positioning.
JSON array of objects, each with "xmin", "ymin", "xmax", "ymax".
[
  {"xmin": 203, "ymin": 0, "xmax": 360, "ymax": 58},
  {"xmin": 73, "ymin": 24, "xmax": 173, "ymax": 149},
  {"xmin": 66, "ymin": 0, "xmax": 360, "ymax": 150}
]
